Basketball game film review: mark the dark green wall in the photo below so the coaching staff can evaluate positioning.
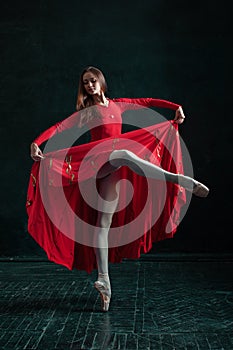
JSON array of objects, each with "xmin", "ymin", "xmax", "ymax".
[{"xmin": 0, "ymin": 0, "xmax": 232, "ymax": 257}]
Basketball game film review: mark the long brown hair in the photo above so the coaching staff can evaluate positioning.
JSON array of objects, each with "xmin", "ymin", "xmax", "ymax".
[{"xmin": 76, "ymin": 66, "xmax": 108, "ymax": 110}]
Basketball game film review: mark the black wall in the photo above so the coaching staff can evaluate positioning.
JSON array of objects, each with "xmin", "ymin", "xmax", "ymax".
[{"xmin": 0, "ymin": 0, "xmax": 232, "ymax": 257}]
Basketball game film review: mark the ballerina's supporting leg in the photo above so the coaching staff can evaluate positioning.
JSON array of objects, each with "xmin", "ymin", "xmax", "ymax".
[
  {"xmin": 109, "ymin": 149, "xmax": 209, "ymax": 197},
  {"xmin": 93, "ymin": 172, "xmax": 120, "ymax": 311}
]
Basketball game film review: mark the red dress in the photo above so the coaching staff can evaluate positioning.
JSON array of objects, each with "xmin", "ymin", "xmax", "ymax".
[{"xmin": 26, "ymin": 98, "xmax": 186, "ymax": 273}]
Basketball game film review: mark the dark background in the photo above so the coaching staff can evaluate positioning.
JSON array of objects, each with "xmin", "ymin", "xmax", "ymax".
[{"xmin": 0, "ymin": 0, "xmax": 232, "ymax": 258}]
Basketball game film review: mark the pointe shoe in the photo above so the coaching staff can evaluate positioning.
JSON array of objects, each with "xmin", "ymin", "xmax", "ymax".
[
  {"xmin": 192, "ymin": 180, "xmax": 209, "ymax": 198},
  {"xmin": 94, "ymin": 274, "xmax": 111, "ymax": 312},
  {"xmin": 178, "ymin": 175, "xmax": 209, "ymax": 198}
]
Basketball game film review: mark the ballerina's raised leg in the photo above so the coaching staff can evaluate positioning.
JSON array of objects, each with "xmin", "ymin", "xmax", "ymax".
[{"xmin": 109, "ymin": 150, "xmax": 209, "ymax": 197}]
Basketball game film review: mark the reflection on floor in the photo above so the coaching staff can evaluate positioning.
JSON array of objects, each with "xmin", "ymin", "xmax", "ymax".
[{"xmin": 0, "ymin": 257, "xmax": 233, "ymax": 349}]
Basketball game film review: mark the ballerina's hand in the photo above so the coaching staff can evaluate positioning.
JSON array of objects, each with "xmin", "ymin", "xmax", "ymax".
[
  {"xmin": 30, "ymin": 143, "xmax": 45, "ymax": 161},
  {"xmin": 174, "ymin": 106, "xmax": 186, "ymax": 124}
]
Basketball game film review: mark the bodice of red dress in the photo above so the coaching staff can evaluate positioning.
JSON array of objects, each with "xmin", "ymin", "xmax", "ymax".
[{"xmin": 88, "ymin": 100, "xmax": 123, "ymax": 141}]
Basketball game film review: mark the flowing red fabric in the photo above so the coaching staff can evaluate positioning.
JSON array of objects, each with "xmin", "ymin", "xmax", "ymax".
[{"xmin": 26, "ymin": 99, "xmax": 186, "ymax": 273}]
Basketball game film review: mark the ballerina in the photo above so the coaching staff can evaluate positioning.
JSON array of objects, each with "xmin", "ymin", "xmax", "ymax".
[{"xmin": 30, "ymin": 66, "xmax": 209, "ymax": 311}]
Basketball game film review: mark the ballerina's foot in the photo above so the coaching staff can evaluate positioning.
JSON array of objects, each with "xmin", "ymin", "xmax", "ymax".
[
  {"xmin": 178, "ymin": 175, "xmax": 209, "ymax": 198},
  {"xmin": 192, "ymin": 180, "xmax": 209, "ymax": 197},
  {"xmin": 94, "ymin": 279, "xmax": 111, "ymax": 312}
]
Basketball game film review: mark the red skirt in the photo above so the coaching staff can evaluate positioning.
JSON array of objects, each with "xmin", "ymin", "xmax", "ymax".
[{"xmin": 26, "ymin": 120, "xmax": 186, "ymax": 273}]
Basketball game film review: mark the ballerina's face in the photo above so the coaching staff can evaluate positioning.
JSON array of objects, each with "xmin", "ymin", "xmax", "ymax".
[{"xmin": 83, "ymin": 72, "xmax": 102, "ymax": 96}]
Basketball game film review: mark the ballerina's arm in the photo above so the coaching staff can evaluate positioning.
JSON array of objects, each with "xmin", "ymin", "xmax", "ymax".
[
  {"xmin": 30, "ymin": 111, "xmax": 81, "ymax": 161},
  {"xmin": 112, "ymin": 97, "xmax": 186, "ymax": 124}
]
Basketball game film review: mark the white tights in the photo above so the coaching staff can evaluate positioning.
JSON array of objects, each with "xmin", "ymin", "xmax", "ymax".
[{"xmin": 94, "ymin": 171, "xmax": 120, "ymax": 275}]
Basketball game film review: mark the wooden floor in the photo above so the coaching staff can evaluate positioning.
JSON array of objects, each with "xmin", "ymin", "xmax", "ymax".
[{"xmin": 0, "ymin": 256, "xmax": 233, "ymax": 349}]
